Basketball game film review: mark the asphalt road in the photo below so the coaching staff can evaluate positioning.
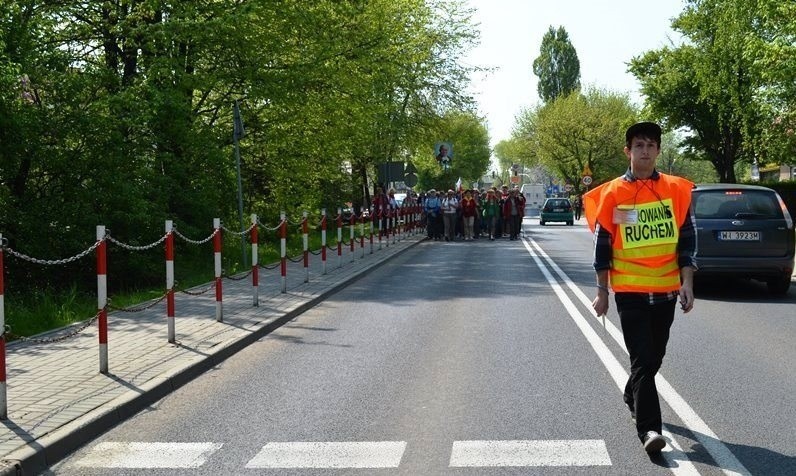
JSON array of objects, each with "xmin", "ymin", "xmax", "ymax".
[{"xmin": 49, "ymin": 217, "xmax": 796, "ymax": 475}]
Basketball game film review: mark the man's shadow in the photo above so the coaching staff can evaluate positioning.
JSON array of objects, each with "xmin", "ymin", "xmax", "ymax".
[{"xmin": 661, "ymin": 423, "xmax": 795, "ymax": 475}]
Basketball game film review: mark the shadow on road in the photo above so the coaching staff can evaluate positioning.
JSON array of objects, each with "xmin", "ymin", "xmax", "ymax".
[{"xmin": 666, "ymin": 423, "xmax": 796, "ymax": 476}]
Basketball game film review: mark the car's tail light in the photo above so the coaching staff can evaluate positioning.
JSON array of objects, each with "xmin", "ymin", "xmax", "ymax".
[{"xmin": 775, "ymin": 193, "xmax": 793, "ymax": 228}]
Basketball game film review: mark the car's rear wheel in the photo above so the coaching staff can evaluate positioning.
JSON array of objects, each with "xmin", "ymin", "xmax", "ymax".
[
  {"xmin": 567, "ymin": 220, "xmax": 573, "ymax": 226},
  {"xmin": 540, "ymin": 220, "xmax": 545, "ymax": 226},
  {"xmin": 766, "ymin": 276, "xmax": 791, "ymax": 295}
]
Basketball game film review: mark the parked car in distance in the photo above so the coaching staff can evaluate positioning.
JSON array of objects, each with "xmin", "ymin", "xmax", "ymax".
[
  {"xmin": 691, "ymin": 183, "xmax": 795, "ymax": 295},
  {"xmin": 540, "ymin": 197, "xmax": 574, "ymax": 225}
]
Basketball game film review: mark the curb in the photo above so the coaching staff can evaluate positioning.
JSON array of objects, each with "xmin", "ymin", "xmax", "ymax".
[{"xmin": 0, "ymin": 237, "xmax": 424, "ymax": 475}]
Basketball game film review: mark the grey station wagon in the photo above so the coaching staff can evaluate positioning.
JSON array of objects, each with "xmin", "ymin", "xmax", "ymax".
[{"xmin": 692, "ymin": 184, "xmax": 795, "ymax": 295}]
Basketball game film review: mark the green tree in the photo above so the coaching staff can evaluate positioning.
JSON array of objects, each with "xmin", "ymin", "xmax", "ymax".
[
  {"xmin": 532, "ymin": 26, "xmax": 581, "ymax": 103},
  {"xmin": 512, "ymin": 88, "xmax": 637, "ymax": 194},
  {"xmin": 658, "ymin": 132, "xmax": 718, "ymax": 183},
  {"xmin": 493, "ymin": 139, "xmax": 532, "ymax": 179},
  {"xmin": 745, "ymin": 0, "xmax": 796, "ymax": 167},
  {"xmin": 0, "ymin": 0, "xmax": 481, "ymax": 294},
  {"xmin": 628, "ymin": 0, "xmax": 793, "ymax": 183},
  {"xmin": 416, "ymin": 111, "xmax": 491, "ymax": 192}
]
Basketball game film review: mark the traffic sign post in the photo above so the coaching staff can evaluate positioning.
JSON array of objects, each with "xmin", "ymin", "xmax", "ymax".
[{"xmin": 582, "ymin": 175, "xmax": 593, "ymax": 195}]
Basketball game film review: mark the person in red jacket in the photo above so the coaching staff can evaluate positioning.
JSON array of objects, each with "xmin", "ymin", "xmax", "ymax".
[
  {"xmin": 502, "ymin": 188, "xmax": 524, "ymax": 240},
  {"xmin": 461, "ymin": 190, "xmax": 477, "ymax": 241}
]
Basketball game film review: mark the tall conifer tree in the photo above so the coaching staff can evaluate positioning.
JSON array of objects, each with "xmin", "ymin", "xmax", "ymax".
[{"xmin": 532, "ymin": 26, "xmax": 581, "ymax": 102}]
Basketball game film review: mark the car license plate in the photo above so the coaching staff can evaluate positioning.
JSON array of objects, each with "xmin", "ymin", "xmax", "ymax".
[
  {"xmin": 719, "ymin": 231, "xmax": 760, "ymax": 241},
  {"xmin": 553, "ymin": 208, "xmax": 564, "ymax": 212}
]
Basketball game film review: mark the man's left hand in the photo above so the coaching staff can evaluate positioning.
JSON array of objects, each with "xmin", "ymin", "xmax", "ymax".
[{"xmin": 678, "ymin": 286, "xmax": 695, "ymax": 313}]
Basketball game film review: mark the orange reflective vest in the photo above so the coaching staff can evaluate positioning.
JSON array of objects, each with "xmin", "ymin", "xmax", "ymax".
[{"xmin": 583, "ymin": 174, "xmax": 693, "ymax": 293}]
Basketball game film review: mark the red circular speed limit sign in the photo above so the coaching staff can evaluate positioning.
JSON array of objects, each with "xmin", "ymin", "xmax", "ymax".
[{"xmin": 582, "ymin": 175, "xmax": 593, "ymax": 186}]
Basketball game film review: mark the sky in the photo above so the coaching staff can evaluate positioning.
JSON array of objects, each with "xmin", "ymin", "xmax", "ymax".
[{"xmin": 464, "ymin": 0, "xmax": 686, "ymax": 147}]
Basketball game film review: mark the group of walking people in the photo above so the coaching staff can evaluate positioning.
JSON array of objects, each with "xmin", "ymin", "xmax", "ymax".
[{"xmin": 420, "ymin": 185, "xmax": 526, "ymax": 242}]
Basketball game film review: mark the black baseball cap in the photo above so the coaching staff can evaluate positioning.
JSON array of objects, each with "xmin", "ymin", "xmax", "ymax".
[{"xmin": 625, "ymin": 122, "xmax": 661, "ymax": 144}]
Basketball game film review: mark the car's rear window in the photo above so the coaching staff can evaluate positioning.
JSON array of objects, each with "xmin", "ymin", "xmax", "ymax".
[
  {"xmin": 693, "ymin": 190, "xmax": 783, "ymax": 219},
  {"xmin": 546, "ymin": 199, "xmax": 570, "ymax": 207}
]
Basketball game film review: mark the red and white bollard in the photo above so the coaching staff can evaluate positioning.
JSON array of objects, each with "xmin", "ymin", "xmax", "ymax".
[
  {"xmin": 360, "ymin": 213, "xmax": 365, "ymax": 258},
  {"xmin": 213, "ymin": 218, "xmax": 223, "ymax": 321},
  {"xmin": 165, "ymin": 220, "xmax": 175, "ymax": 343},
  {"xmin": 397, "ymin": 207, "xmax": 402, "ymax": 242},
  {"xmin": 392, "ymin": 208, "xmax": 397, "ymax": 244},
  {"xmin": 321, "ymin": 209, "xmax": 327, "ymax": 275},
  {"xmin": 349, "ymin": 213, "xmax": 355, "ymax": 262},
  {"xmin": 0, "ymin": 234, "xmax": 7, "ymax": 419},
  {"xmin": 280, "ymin": 212, "xmax": 287, "ymax": 293},
  {"xmin": 384, "ymin": 209, "xmax": 390, "ymax": 247},
  {"xmin": 378, "ymin": 209, "xmax": 383, "ymax": 250},
  {"xmin": 337, "ymin": 208, "xmax": 342, "ymax": 269},
  {"xmin": 251, "ymin": 214, "xmax": 259, "ymax": 306},
  {"xmin": 302, "ymin": 211, "xmax": 309, "ymax": 283},
  {"xmin": 97, "ymin": 226, "xmax": 108, "ymax": 374},
  {"xmin": 369, "ymin": 211, "xmax": 374, "ymax": 254}
]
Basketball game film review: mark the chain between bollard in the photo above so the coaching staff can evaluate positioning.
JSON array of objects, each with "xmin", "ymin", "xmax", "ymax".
[
  {"xmin": 257, "ymin": 218, "xmax": 286, "ymax": 232},
  {"xmin": 221, "ymin": 222, "xmax": 257, "ymax": 236},
  {"xmin": 178, "ymin": 282, "xmax": 216, "ymax": 296},
  {"xmin": 106, "ymin": 232, "xmax": 169, "ymax": 251},
  {"xmin": 173, "ymin": 227, "xmax": 219, "ymax": 245},
  {"xmin": 221, "ymin": 269, "xmax": 254, "ymax": 281},
  {"xmin": 4, "ymin": 310, "xmax": 102, "ymax": 344},
  {"xmin": 3, "ymin": 240, "xmax": 102, "ymax": 266},
  {"xmin": 107, "ymin": 291, "xmax": 169, "ymax": 312}
]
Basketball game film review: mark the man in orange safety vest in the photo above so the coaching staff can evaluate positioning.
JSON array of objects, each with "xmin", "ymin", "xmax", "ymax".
[{"xmin": 583, "ymin": 122, "xmax": 697, "ymax": 455}]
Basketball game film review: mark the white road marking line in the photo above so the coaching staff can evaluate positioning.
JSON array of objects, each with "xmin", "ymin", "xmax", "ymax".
[
  {"xmin": 245, "ymin": 441, "xmax": 407, "ymax": 468},
  {"xmin": 74, "ymin": 442, "xmax": 222, "ymax": 468},
  {"xmin": 526, "ymin": 237, "xmax": 751, "ymax": 476},
  {"xmin": 449, "ymin": 440, "xmax": 611, "ymax": 467},
  {"xmin": 521, "ymin": 238, "xmax": 701, "ymax": 476}
]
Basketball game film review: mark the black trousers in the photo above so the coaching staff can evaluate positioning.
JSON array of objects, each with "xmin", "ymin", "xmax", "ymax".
[
  {"xmin": 509, "ymin": 215, "xmax": 521, "ymax": 239},
  {"xmin": 616, "ymin": 294, "xmax": 676, "ymax": 441}
]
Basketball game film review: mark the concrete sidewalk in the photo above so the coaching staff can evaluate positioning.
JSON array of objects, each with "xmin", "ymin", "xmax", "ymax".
[{"xmin": 0, "ymin": 232, "xmax": 424, "ymax": 475}]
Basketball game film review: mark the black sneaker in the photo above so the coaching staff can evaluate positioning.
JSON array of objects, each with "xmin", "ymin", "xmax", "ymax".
[{"xmin": 642, "ymin": 431, "xmax": 666, "ymax": 453}]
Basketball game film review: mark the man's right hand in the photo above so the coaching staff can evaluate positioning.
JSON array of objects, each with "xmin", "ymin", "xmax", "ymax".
[{"xmin": 592, "ymin": 292, "xmax": 609, "ymax": 317}]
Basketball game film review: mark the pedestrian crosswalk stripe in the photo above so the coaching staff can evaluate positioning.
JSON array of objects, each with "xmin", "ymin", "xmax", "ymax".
[
  {"xmin": 245, "ymin": 441, "xmax": 407, "ymax": 468},
  {"xmin": 72, "ymin": 440, "xmax": 613, "ymax": 469},
  {"xmin": 75, "ymin": 442, "xmax": 223, "ymax": 468},
  {"xmin": 449, "ymin": 440, "xmax": 611, "ymax": 467}
]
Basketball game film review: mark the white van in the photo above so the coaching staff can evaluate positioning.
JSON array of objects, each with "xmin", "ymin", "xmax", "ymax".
[{"xmin": 520, "ymin": 184, "xmax": 545, "ymax": 208}]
